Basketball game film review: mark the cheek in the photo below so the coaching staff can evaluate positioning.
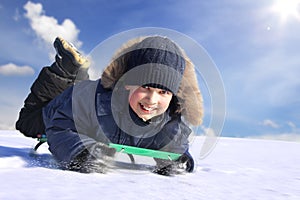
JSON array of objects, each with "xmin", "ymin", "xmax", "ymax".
[
  {"xmin": 160, "ymin": 96, "xmax": 173, "ymax": 110},
  {"xmin": 128, "ymin": 90, "xmax": 142, "ymax": 107}
]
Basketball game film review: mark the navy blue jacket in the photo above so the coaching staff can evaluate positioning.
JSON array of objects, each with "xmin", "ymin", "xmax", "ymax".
[{"xmin": 43, "ymin": 80, "xmax": 191, "ymax": 163}]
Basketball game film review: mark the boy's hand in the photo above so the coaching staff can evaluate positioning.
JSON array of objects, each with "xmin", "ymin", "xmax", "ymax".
[
  {"xmin": 153, "ymin": 151, "xmax": 195, "ymax": 176},
  {"xmin": 68, "ymin": 142, "xmax": 116, "ymax": 174},
  {"xmin": 176, "ymin": 151, "xmax": 195, "ymax": 173}
]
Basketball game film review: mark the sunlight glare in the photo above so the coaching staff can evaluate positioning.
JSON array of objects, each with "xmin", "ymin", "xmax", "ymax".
[{"xmin": 271, "ymin": 0, "xmax": 300, "ymax": 23}]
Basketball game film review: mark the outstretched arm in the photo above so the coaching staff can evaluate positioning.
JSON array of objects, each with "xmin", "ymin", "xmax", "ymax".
[{"xmin": 43, "ymin": 86, "xmax": 97, "ymax": 163}]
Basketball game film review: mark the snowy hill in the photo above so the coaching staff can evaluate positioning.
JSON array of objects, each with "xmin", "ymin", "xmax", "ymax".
[{"xmin": 0, "ymin": 130, "xmax": 299, "ymax": 200}]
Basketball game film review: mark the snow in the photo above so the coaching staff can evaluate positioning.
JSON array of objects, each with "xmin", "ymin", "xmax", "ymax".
[{"xmin": 0, "ymin": 130, "xmax": 300, "ymax": 200}]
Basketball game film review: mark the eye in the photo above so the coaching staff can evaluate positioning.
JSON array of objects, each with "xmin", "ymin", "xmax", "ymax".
[
  {"xmin": 159, "ymin": 90, "xmax": 171, "ymax": 95},
  {"xmin": 142, "ymin": 85, "xmax": 150, "ymax": 89}
]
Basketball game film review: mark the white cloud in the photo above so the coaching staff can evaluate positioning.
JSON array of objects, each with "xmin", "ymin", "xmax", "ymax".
[
  {"xmin": 253, "ymin": 120, "xmax": 300, "ymax": 142},
  {"xmin": 260, "ymin": 119, "xmax": 280, "ymax": 128},
  {"xmin": 0, "ymin": 63, "xmax": 34, "ymax": 76},
  {"xmin": 249, "ymin": 133, "xmax": 300, "ymax": 143},
  {"xmin": 287, "ymin": 121, "xmax": 296, "ymax": 129},
  {"xmin": 0, "ymin": 122, "xmax": 14, "ymax": 130},
  {"xmin": 23, "ymin": 1, "xmax": 82, "ymax": 48},
  {"xmin": 201, "ymin": 126, "xmax": 217, "ymax": 137}
]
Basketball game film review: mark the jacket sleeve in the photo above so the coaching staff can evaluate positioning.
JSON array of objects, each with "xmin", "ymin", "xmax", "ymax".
[
  {"xmin": 157, "ymin": 116, "xmax": 192, "ymax": 154},
  {"xmin": 42, "ymin": 86, "xmax": 97, "ymax": 163}
]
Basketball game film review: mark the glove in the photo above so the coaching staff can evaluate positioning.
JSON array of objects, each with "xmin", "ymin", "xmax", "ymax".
[
  {"xmin": 153, "ymin": 150, "xmax": 195, "ymax": 176},
  {"xmin": 68, "ymin": 142, "xmax": 116, "ymax": 173},
  {"xmin": 153, "ymin": 159, "xmax": 175, "ymax": 176},
  {"xmin": 177, "ymin": 151, "xmax": 194, "ymax": 173},
  {"xmin": 89, "ymin": 142, "xmax": 116, "ymax": 158}
]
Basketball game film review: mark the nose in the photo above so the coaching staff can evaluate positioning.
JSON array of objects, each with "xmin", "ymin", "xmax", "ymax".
[{"xmin": 145, "ymin": 90, "xmax": 159, "ymax": 105}]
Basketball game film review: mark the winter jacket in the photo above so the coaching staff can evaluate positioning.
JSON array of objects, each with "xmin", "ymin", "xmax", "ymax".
[{"xmin": 43, "ymin": 79, "xmax": 192, "ymax": 163}]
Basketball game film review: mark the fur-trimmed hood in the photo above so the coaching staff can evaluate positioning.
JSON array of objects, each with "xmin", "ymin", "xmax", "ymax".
[{"xmin": 101, "ymin": 36, "xmax": 203, "ymax": 126}]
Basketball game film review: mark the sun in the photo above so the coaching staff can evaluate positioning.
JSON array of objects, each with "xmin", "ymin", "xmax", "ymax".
[{"xmin": 271, "ymin": 0, "xmax": 300, "ymax": 23}]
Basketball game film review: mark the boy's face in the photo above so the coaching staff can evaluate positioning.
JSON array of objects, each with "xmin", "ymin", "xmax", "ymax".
[{"xmin": 125, "ymin": 85, "xmax": 173, "ymax": 121}]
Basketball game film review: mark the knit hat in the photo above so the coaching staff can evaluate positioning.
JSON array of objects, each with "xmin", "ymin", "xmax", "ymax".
[{"xmin": 112, "ymin": 36, "xmax": 185, "ymax": 94}]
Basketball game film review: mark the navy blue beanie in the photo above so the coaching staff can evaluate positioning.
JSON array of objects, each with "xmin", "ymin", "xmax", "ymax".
[{"xmin": 120, "ymin": 36, "xmax": 186, "ymax": 94}]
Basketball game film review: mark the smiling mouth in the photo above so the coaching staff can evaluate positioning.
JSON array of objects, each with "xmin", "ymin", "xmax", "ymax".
[{"xmin": 139, "ymin": 103, "xmax": 157, "ymax": 112}]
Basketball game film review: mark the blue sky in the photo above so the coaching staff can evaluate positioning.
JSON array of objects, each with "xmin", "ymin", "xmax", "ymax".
[{"xmin": 0, "ymin": 0, "xmax": 300, "ymax": 141}]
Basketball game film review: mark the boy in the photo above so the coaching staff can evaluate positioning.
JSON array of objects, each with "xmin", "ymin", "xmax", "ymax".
[{"xmin": 16, "ymin": 36, "xmax": 203, "ymax": 176}]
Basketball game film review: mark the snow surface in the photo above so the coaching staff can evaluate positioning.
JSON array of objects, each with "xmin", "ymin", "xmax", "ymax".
[{"xmin": 0, "ymin": 130, "xmax": 300, "ymax": 200}]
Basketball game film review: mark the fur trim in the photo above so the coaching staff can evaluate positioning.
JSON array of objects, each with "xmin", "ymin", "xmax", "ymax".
[
  {"xmin": 101, "ymin": 36, "xmax": 203, "ymax": 126},
  {"xmin": 177, "ymin": 51, "xmax": 203, "ymax": 126}
]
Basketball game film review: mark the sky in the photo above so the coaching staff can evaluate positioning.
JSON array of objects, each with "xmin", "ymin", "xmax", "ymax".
[{"xmin": 0, "ymin": 0, "xmax": 300, "ymax": 141}]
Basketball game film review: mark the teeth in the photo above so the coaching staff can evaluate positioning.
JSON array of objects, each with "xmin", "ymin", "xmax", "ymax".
[{"xmin": 140, "ymin": 103, "xmax": 155, "ymax": 111}]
